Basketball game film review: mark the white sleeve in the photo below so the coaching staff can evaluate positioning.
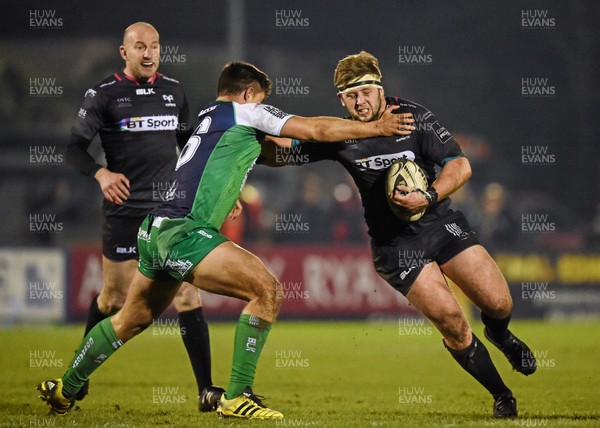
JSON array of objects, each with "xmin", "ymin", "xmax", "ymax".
[{"xmin": 233, "ymin": 103, "xmax": 294, "ymax": 136}]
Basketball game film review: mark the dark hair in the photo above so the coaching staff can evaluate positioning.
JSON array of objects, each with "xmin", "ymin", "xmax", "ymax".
[{"xmin": 217, "ymin": 61, "xmax": 272, "ymax": 97}]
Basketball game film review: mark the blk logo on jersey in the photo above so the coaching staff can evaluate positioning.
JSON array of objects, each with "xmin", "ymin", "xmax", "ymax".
[
  {"xmin": 116, "ymin": 246, "xmax": 137, "ymax": 254},
  {"xmin": 119, "ymin": 115, "xmax": 178, "ymax": 132},
  {"xmin": 136, "ymin": 88, "xmax": 155, "ymax": 96},
  {"xmin": 355, "ymin": 150, "xmax": 415, "ymax": 170}
]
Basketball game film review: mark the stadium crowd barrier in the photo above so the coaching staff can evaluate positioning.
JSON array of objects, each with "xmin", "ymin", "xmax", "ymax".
[{"xmin": 1, "ymin": 246, "xmax": 599, "ymax": 323}]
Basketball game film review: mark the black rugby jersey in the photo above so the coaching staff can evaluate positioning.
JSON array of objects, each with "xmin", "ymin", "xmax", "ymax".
[
  {"xmin": 295, "ymin": 97, "xmax": 464, "ymax": 243},
  {"xmin": 69, "ymin": 71, "xmax": 189, "ymax": 215}
]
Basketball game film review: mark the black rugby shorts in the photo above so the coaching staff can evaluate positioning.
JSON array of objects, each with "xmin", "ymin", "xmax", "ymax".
[
  {"xmin": 371, "ymin": 210, "xmax": 479, "ymax": 295},
  {"xmin": 102, "ymin": 209, "xmax": 147, "ymax": 261}
]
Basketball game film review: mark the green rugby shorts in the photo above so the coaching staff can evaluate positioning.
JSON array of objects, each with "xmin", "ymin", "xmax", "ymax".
[{"xmin": 137, "ymin": 214, "xmax": 229, "ymax": 281}]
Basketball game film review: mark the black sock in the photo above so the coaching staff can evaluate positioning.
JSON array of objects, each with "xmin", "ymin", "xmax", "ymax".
[
  {"xmin": 179, "ymin": 307, "xmax": 213, "ymax": 393},
  {"xmin": 445, "ymin": 333, "xmax": 511, "ymax": 398},
  {"xmin": 83, "ymin": 295, "xmax": 109, "ymax": 336},
  {"xmin": 481, "ymin": 312, "xmax": 511, "ymax": 342}
]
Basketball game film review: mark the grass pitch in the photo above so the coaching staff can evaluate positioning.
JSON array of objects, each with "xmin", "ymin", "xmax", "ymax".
[{"xmin": 1, "ymin": 319, "xmax": 599, "ymax": 427}]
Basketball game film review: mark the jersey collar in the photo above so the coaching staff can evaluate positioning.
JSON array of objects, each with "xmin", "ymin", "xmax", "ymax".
[{"xmin": 115, "ymin": 70, "xmax": 159, "ymax": 85}]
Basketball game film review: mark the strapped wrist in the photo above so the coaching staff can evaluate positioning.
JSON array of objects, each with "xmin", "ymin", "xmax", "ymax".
[{"xmin": 422, "ymin": 187, "xmax": 438, "ymax": 205}]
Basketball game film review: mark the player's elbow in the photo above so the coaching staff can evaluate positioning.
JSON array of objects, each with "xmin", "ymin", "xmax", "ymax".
[
  {"xmin": 461, "ymin": 162, "xmax": 472, "ymax": 182},
  {"xmin": 310, "ymin": 120, "xmax": 330, "ymax": 142},
  {"xmin": 461, "ymin": 158, "xmax": 472, "ymax": 181},
  {"xmin": 449, "ymin": 156, "xmax": 472, "ymax": 182}
]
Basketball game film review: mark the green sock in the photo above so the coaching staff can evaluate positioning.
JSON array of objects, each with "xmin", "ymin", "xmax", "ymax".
[
  {"xmin": 62, "ymin": 318, "xmax": 123, "ymax": 397},
  {"xmin": 226, "ymin": 314, "xmax": 272, "ymax": 399}
]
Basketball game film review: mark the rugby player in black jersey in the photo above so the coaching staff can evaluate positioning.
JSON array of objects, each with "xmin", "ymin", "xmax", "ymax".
[
  {"xmin": 65, "ymin": 22, "xmax": 223, "ymax": 411},
  {"xmin": 260, "ymin": 51, "xmax": 536, "ymax": 418}
]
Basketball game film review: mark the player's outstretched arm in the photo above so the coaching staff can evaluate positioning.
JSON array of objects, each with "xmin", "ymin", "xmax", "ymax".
[{"xmin": 280, "ymin": 106, "xmax": 414, "ymax": 142}]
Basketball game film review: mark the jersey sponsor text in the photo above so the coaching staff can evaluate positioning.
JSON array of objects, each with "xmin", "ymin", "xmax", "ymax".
[
  {"xmin": 263, "ymin": 105, "xmax": 288, "ymax": 119},
  {"xmin": 119, "ymin": 115, "xmax": 178, "ymax": 132},
  {"xmin": 355, "ymin": 151, "xmax": 416, "ymax": 170}
]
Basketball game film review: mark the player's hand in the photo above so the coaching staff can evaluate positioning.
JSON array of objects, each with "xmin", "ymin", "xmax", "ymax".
[
  {"xmin": 94, "ymin": 167, "xmax": 130, "ymax": 204},
  {"xmin": 227, "ymin": 200, "xmax": 243, "ymax": 220},
  {"xmin": 390, "ymin": 185, "xmax": 428, "ymax": 212},
  {"xmin": 376, "ymin": 106, "xmax": 415, "ymax": 136}
]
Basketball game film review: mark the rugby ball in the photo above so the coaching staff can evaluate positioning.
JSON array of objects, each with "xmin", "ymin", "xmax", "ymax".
[{"xmin": 385, "ymin": 158, "xmax": 429, "ymax": 222}]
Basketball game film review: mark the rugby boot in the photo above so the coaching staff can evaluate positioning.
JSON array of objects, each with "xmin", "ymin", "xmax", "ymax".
[
  {"xmin": 199, "ymin": 385, "xmax": 226, "ymax": 412},
  {"xmin": 493, "ymin": 392, "xmax": 517, "ymax": 418},
  {"xmin": 37, "ymin": 379, "xmax": 75, "ymax": 415},
  {"xmin": 217, "ymin": 386, "xmax": 283, "ymax": 419},
  {"xmin": 484, "ymin": 327, "xmax": 537, "ymax": 375}
]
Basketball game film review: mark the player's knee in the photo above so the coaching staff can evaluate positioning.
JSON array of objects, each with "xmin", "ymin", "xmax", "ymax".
[
  {"xmin": 173, "ymin": 285, "xmax": 201, "ymax": 312},
  {"xmin": 484, "ymin": 295, "xmax": 513, "ymax": 319},
  {"xmin": 254, "ymin": 276, "xmax": 283, "ymax": 316},
  {"xmin": 436, "ymin": 311, "xmax": 470, "ymax": 349},
  {"xmin": 112, "ymin": 310, "xmax": 153, "ymax": 342},
  {"xmin": 128, "ymin": 313, "xmax": 154, "ymax": 339},
  {"xmin": 272, "ymin": 280, "xmax": 284, "ymax": 313},
  {"xmin": 136, "ymin": 314, "xmax": 154, "ymax": 333},
  {"xmin": 443, "ymin": 328, "xmax": 473, "ymax": 351},
  {"xmin": 97, "ymin": 290, "xmax": 127, "ymax": 315},
  {"xmin": 173, "ymin": 297, "xmax": 198, "ymax": 313}
]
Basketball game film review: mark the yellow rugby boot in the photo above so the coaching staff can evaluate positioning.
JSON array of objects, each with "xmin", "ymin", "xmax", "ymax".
[
  {"xmin": 217, "ymin": 386, "xmax": 283, "ymax": 419},
  {"xmin": 37, "ymin": 379, "xmax": 75, "ymax": 415}
]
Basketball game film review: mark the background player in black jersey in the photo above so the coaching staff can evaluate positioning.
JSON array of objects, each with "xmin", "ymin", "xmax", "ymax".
[
  {"xmin": 65, "ymin": 22, "xmax": 223, "ymax": 411},
  {"xmin": 260, "ymin": 51, "xmax": 536, "ymax": 418}
]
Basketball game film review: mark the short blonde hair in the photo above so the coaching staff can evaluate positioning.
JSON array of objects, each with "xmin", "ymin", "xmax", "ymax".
[{"xmin": 333, "ymin": 51, "xmax": 382, "ymax": 91}]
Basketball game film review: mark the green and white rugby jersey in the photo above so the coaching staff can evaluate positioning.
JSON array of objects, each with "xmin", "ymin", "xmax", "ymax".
[{"xmin": 154, "ymin": 100, "xmax": 293, "ymax": 229}]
